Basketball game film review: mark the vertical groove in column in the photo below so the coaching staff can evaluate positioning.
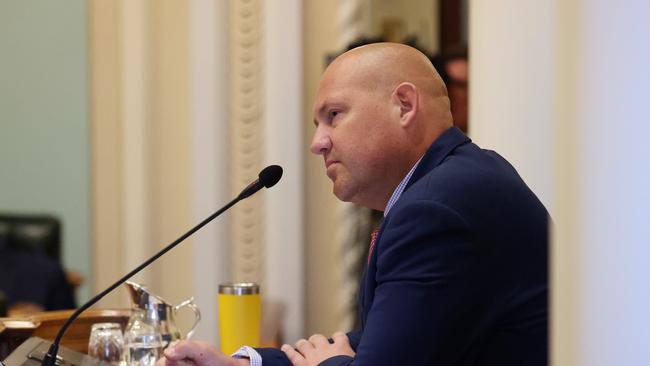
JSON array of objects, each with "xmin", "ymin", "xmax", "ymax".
[
  {"xmin": 89, "ymin": 0, "xmax": 125, "ymax": 307},
  {"xmin": 120, "ymin": 0, "xmax": 153, "ymax": 286},
  {"xmin": 230, "ymin": 0, "xmax": 265, "ymax": 284}
]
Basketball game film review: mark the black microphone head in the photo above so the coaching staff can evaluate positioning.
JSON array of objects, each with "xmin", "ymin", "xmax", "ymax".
[{"xmin": 259, "ymin": 165, "xmax": 283, "ymax": 188}]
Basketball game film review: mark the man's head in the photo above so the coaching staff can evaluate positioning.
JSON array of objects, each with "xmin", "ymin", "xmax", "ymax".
[{"xmin": 310, "ymin": 43, "xmax": 453, "ymax": 211}]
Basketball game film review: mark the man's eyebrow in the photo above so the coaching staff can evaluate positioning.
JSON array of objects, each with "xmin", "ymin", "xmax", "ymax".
[
  {"xmin": 315, "ymin": 103, "xmax": 327, "ymax": 117},
  {"xmin": 312, "ymin": 102, "xmax": 329, "ymax": 126}
]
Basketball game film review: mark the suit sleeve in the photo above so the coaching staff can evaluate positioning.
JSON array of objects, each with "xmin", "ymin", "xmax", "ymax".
[
  {"xmin": 346, "ymin": 330, "xmax": 362, "ymax": 350},
  {"xmin": 323, "ymin": 199, "xmax": 494, "ymax": 366}
]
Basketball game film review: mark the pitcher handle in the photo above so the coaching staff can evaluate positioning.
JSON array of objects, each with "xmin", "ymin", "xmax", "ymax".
[{"xmin": 174, "ymin": 297, "xmax": 201, "ymax": 340}]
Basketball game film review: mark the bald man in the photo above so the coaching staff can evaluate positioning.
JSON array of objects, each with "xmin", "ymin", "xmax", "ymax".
[{"xmin": 158, "ymin": 43, "xmax": 549, "ymax": 366}]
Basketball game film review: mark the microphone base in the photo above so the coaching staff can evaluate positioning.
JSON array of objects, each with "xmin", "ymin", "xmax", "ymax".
[{"xmin": 3, "ymin": 337, "xmax": 100, "ymax": 366}]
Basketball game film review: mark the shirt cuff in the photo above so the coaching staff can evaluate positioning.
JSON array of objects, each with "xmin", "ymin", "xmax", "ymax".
[{"xmin": 232, "ymin": 345, "xmax": 263, "ymax": 366}]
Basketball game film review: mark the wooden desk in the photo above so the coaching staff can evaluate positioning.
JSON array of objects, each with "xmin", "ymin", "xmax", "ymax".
[
  {"xmin": 1, "ymin": 307, "xmax": 282, "ymax": 361},
  {"xmin": 0, "ymin": 309, "xmax": 130, "ymax": 359}
]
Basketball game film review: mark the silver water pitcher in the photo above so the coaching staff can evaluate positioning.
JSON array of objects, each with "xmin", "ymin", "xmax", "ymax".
[{"xmin": 124, "ymin": 281, "xmax": 201, "ymax": 348}]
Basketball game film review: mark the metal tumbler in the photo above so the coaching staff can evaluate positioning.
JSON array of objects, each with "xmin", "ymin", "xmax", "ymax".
[{"xmin": 217, "ymin": 283, "xmax": 261, "ymax": 354}]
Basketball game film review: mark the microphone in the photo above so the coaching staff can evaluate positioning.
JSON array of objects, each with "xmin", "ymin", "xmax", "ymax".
[
  {"xmin": 238, "ymin": 165, "xmax": 283, "ymax": 199},
  {"xmin": 41, "ymin": 165, "xmax": 283, "ymax": 366}
]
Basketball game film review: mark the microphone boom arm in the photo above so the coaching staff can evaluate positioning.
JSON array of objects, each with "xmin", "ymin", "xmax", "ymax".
[
  {"xmin": 42, "ymin": 195, "xmax": 240, "ymax": 366},
  {"xmin": 42, "ymin": 164, "xmax": 283, "ymax": 366}
]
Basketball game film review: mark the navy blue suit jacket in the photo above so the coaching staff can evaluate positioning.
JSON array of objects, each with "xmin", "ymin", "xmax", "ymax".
[{"xmin": 258, "ymin": 127, "xmax": 549, "ymax": 365}]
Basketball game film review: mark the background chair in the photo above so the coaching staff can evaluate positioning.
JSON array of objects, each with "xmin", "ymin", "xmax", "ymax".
[
  {"xmin": 0, "ymin": 292, "xmax": 6, "ymax": 318},
  {"xmin": 0, "ymin": 213, "xmax": 78, "ymax": 315},
  {"xmin": 0, "ymin": 214, "xmax": 61, "ymax": 262}
]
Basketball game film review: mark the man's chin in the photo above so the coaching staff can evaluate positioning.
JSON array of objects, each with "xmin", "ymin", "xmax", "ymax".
[
  {"xmin": 333, "ymin": 182, "xmax": 362, "ymax": 205},
  {"xmin": 332, "ymin": 184, "xmax": 353, "ymax": 203}
]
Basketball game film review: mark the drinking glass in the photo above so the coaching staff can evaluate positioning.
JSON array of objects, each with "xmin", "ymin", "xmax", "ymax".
[
  {"xmin": 124, "ymin": 310, "xmax": 164, "ymax": 366},
  {"xmin": 88, "ymin": 322, "xmax": 124, "ymax": 363}
]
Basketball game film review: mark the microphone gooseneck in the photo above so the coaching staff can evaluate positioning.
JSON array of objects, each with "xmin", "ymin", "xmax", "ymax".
[
  {"xmin": 237, "ymin": 165, "xmax": 283, "ymax": 200},
  {"xmin": 41, "ymin": 165, "xmax": 283, "ymax": 366}
]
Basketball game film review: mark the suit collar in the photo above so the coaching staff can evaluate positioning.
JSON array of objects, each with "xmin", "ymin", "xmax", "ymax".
[{"xmin": 404, "ymin": 126, "xmax": 471, "ymax": 191}]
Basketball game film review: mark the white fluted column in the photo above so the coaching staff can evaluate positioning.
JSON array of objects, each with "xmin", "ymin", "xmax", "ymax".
[
  {"xmin": 190, "ymin": 0, "xmax": 305, "ymax": 344},
  {"xmin": 263, "ymin": 0, "xmax": 304, "ymax": 343},
  {"xmin": 189, "ymin": 0, "xmax": 231, "ymax": 345},
  {"xmin": 554, "ymin": 1, "xmax": 650, "ymax": 365},
  {"xmin": 120, "ymin": 0, "xmax": 154, "ymax": 286}
]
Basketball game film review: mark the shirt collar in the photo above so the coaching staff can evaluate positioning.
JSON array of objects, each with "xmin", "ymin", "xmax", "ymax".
[{"xmin": 384, "ymin": 157, "xmax": 423, "ymax": 216}]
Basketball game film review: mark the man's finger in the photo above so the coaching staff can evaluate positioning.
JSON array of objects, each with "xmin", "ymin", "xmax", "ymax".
[
  {"xmin": 155, "ymin": 357, "xmax": 168, "ymax": 366},
  {"xmin": 157, "ymin": 355, "xmax": 197, "ymax": 366},
  {"xmin": 308, "ymin": 334, "xmax": 329, "ymax": 346},
  {"xmin": 164, "ymin": 344, "xmax": 186, "ymax": 361},
  {"xmin": 331, "ymin": 331, "xmax": 350, "ymax": 345},
  {"xmin": 281, "ymin": 344, "xmax": 305, "ymax": 366},
  {"xmin": 166, "ymin": 360, "xmax": 196, "ymax": 366},
  {"xmin": 164, "ymin": 340, "xmax": 213, "ymax": 362},
  {"xmin": 293, "ymin": 338, "xmax": 314, "ymax": 355}
]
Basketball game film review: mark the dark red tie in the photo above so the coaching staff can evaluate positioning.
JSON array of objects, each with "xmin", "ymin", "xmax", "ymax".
[{"xmin": 367, "ymin": 225, "xmax": 381, "ymax": 264}]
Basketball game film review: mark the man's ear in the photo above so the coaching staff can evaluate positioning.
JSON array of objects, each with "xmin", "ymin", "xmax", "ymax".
[{"xmin": 392, "ymin": 82, "xmax": 419, "ymax": 127}]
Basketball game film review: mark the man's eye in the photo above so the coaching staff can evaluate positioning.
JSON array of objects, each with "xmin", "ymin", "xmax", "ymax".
[{"xmin": 329, "ymin": 111, "xmax": 339, "ymax": 119}]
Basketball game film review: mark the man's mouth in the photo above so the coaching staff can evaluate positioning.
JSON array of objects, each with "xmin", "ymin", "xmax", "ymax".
[
  {"xmin": 325, "ymin": 160, "xmax": 339, "ymax": 179},
  {"xmin": 325, "ymin": 159, "xmax": 340, "ymax": 170}
]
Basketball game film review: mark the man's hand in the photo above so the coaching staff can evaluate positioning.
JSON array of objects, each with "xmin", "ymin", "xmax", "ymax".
[
  {"xmin": 281, "ymin": 332, "xmax": 355, "ymax": 366},
  {"xmin": 155, "ymin": 340, "xmax": 250, "ymax": 366}
]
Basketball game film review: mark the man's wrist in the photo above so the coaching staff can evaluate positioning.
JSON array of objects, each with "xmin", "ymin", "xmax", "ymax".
[
  {"xmin": 232, "ymin": 345, "xmax": 261, "ymax": 366},
  {"xmin": 232, "ymin": 358, "xmax": 250, "ymax": 366}
]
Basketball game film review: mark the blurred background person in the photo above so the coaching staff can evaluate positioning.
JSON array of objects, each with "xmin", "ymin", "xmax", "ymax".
[
  {"xmin": 0, "ymin": 231, "xmax": 75, "ymax": 316},
  {"xmin": 430, "ymin": 45, "xmax": 468, "ymax": 133}
]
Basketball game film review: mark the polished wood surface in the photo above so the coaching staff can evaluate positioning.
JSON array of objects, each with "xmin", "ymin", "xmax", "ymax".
[
  {"xmin": 1, "ymin": 307, "xmax": 281, "ymax": 361},
  {"xmin": 0, "ymin": 309, "xmax": 130, "ymax": 359}
]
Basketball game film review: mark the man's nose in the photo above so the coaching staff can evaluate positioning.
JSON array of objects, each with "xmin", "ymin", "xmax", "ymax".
[{"xmin": 310, "ymin": 127, "xmax": 331, "ymax": 155}]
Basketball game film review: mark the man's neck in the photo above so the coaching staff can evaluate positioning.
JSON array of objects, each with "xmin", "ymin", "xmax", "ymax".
[{"xmin": 383, "ymin": 156, "xmax": 423, "ymax": 216}]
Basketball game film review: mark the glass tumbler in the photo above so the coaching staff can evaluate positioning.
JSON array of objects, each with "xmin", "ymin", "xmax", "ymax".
[
  {"xmin": 88, "ymin": 322, "xmax": 124, "ymax": 363},
  {"xmin": 124, "ymin": 309, "xmax": 164, "ymax": 366}
]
